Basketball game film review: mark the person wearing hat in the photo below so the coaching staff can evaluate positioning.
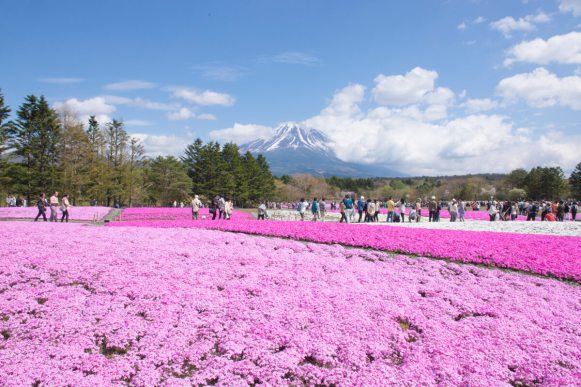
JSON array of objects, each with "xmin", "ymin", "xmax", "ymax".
[
  {"xmin": 191, "ymin": 195, "xmax": 202, "ymax": 220},
  {"xmin": 449, "ymin": 199, "xmax": 458, "ymax": 222}
]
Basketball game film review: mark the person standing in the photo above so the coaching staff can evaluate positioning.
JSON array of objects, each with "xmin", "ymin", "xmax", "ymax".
[
  {"xmin": 488, "ymin": 203, "xmax": 498, "ymax": 221},
  {"xmin": 311, "ymin": 198, "xmax": 320, "ymax": 221},
  {"xmin": 386, "ymin": 197, "xmax": 395, "ymax": 222},
  {"xmin": 449, "ymin": 199, "xmax": 458, "ymax": 222},
  {"xmin": 398, "ymin": 198, "xmax": 406, "ymax": 222},
  {"xmin": 357, "ymin": 196, "xmax": 366, "ymax": 223},
  {"xmin": 428, "ymin": 196, "xmax": 437, "ymax": 222},
  {"xmin": 343, "ymin": 195, "xmax": 354, "ymax": 223},
  {"xmin": 34, "ymin": 193, "xmax": 47, "ymax": 221},
  {"xmin": 60, "ymin": 194, "xmax": 71, "ymax": 222},
  {"xmin": 319, "ymin": 197, "xmax": 327, "ymax": 221},
  {"xmin": 191, "ymin": 195, "xmax": 202, "ymax": 220},
  {"xmin": 366, "ymin": 199, "xmax": 375, "ymax": 222},
  {"xmin": 415, "ymin": 198, "xmax": 422, "ymax": 222},
  {"xmin": 49, "ymin": 191, "xmax": 59, "ymax": 222},
  {"xmin": 224, "ymin": 198, "xmax": 233, "ymax": 220},
  {"xmin": 257, "ymin": 202, "xmax": 267, "ymax": 220},
  {"xmin": 458, "ymin": 200, "xmax": 465, "ymax": 222}
]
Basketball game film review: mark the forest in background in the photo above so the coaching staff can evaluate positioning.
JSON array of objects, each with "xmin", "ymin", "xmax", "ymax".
[{"xmin": 1, "ymin": 91, "xmax": 580, "ymax": 206}]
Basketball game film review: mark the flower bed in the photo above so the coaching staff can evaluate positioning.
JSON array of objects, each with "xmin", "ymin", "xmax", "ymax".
[
  {"xmin": 119, "ymin": 207, "xmax": 252, "ymax": 221},
  {"xmin": 108, "ymin": 219, "xmax": 581, "ymax": 282},
  {"xmin": 0, "ymin": 206, "xmax": 111, "ymax": 221},
  {"xmin": 0, "ymin": 222, "xmax": 579, "ymax": 385}
]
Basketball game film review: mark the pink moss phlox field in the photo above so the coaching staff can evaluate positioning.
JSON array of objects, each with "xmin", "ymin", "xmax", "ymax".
[
  {"xmin": 120, "ymin": 207, "xmax": 252, "ymax": 221},
  {"xmin": 0, "ymin": 206, "xmax": 111, "ymax": 221},
  {"xmin": 110, "ymin": 219, "xmax": 581, "ymax": 281},
  {"xmin": 325, "ymin": 207, "xmax": 527, "ymax": 221},
  {"xmin": 0, "ymin": 222, "xmax": 580, "ymax": 385}
]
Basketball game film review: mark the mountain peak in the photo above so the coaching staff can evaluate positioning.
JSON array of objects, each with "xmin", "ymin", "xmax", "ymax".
[{"xmin": 243, "ymin": 122, "xmax": 332, "ymax": 154}]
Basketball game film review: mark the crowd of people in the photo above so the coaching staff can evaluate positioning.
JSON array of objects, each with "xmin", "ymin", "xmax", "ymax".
[
  {"xmin": 33, "ymin": 192, "xmax": 72, "ymax": 222},
  {"xmin": 257, "ymin": 196, "xmax": 579, "ymax": 223}
]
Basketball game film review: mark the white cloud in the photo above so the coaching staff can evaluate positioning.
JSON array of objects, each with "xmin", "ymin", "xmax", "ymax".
[
  {"xmin": 125, "ymin": 120, "xmax": 153, "ymax": 127},
  {"xmin": 53, "ymin": 97, "xmax": 116, "ymax": 116},
  {"xmin": 171, "ymin": 87, "xmax": 235, "ymax": 106},
  {"xmin": 39, "ymin": 77, "xmax": 84, "ymax": 84},
  {"xmin": 473, "ymin": 16, "xmax": 486, "ymax": 24},
  {"xmin": 458, "ymin": 22, "xmax": 467, "ymax": 30},
  {"xmin": 463, "ymin": 98, "xmax": 499, "ymax": 112},
  {"xmin": 371, "ymin": 67, "xmax": 454, "ymax": 121},
  {"xmin": 104, "ymin": 80, "xmax": 158, "ymax": 91},
  {"xmin": 504, "ymin": 31, "xmax": 581, "ymax": 66},
  {"xmin": 209, "ymin": 123, "xmax": 275, "ymax": 144},
  {"xmin": 166, "ymin": 108, "xmax": 217, "ymax": 121},
  {"xmin": 497, "ymin": 67, "xmax": 581, "ymax": 110},
  {"xmin": 130, "ymin": 133, "xmax": 192, "ymax": 157},
  {"xmin": 167, "ymin": 107, "xmax": 195, "ymax": 121},
  {"xmin": 197, "ymin": 113, "xmax": 217, "ymax": 121},
  {"xmin": 258, "ymin": 51, "xmax": 320, "ymax": 66},
  {"xmin": 490, "ymin": 12, "xmax": 551, "ymax": 38},
  {"xmin": 373, "ymin": 67, "xmax": 438, "ymax": 105},
  {"xmin": 560, "ymin": 0, "xmax": 581, "ymax": 16},
  {"xmin": 101, "ymin": 95, "xmax": 177, "ymax": 111},
  {"xmin": 301, "ymin": 75, "xmax": 581, "ymax": 175}
]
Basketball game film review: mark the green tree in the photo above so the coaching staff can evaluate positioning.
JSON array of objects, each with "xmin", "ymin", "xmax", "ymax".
[
  {"xmin": 525, "ymin": 166, "xmax": 568, "ymax": 200},
  {"xmin": 104, "ymin": 119, "xmax": 128, "ymax": 205},
  {"xmin": 505, "ymin": 168, "xmax": 528, "ymax": 189},
  {"xmin": 7, "ymin": 95, "xmax": 62, "ymax": 201},
  {"xmin": 144, "ymin": 156, "xmax": 191, "ymax": 206},
  {"xmin": 60, "ymin": 109, "xmax": 91, "ymax": 204},
  {"xmin": 0, "ymin": 90, "xmax": 11, "ymax": 194},
  {"xmin": 85, "ymin": 116, "xmax": 108, "ymax": 205},
  {"xmin": 570, "ymin": 162, "xmax": 581, "ymax": 199}
]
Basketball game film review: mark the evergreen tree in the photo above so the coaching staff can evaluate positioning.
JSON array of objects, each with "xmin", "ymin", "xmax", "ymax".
[
  {"xmin": 123, "ymin": 137, "xmax": 145, "ymax": 207},
  {"xmin": 60, "ymin": 109, "xmax": 91, "ymax": 204},
  {"xmin": 104, "ymin": 119, "xmax": 128, "ymax": 205},
  {"xmin": 570, "ymin": 162, "xmax": 581, "ymax": 199},
  {"xmin": 0, "ymin": 90, "xmax": 11, "ymax": 194},
  {"xmin": 7, "ymin": 95, "xmax": 62, "ymax": 201},
  {"xmin": 144, "ymin": 156, "xmax": 191, "ymax": 205}
]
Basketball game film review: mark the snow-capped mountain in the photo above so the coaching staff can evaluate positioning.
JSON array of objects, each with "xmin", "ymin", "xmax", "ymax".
[
  {"xmin": 241, "ymin": 122, "xmax": 402, "ymax": 178},
  {"xmin": 244, "ymin": 122, "xmax": 333, "ymax": 155}
]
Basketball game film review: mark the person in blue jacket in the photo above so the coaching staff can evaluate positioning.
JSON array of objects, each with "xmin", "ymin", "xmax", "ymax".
[{"xmin": 357, "ymin": 196, "xmax": 366, "ymax": 223}]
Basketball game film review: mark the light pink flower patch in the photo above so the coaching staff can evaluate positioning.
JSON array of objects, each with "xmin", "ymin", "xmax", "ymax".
[
  {"xmin": 0, "ymin": 206, "xmax": 111, "ymax": 221},
  {"xmin": 109, "ymin": 219, "xmax": 581, "ymax": 282},
  {"xmin": 0, "ymin": 222, "xmax": 579, "ymax": 385}
]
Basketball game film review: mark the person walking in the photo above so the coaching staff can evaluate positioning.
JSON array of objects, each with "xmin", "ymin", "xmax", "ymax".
[
  {"xmin": 488, "ymin": 203, "xmax": 498, "ymax": 221},
  {"xmin": 571, "ymin": 202, "xmax": 578, "ymax": 221},
  {"xmin": 34, "ymin": 193, "xmax": 47, "ymax": 221},
  {"xmin": 60, "ymin": 194, "xmax": 71, "ymax": 222},
  {"xmin": 191, "ymin": 195, "xmax": 202, "ymax": 220},
  {"xmin": 339, "ymin": 199, "xmax": 347, "ymax": 223},
  {"xmin": 366, "ymin": 199, "xmax": 376, "ymax": 222},
  {"xmin": 257, "ymin": 202, "xmax": 267, "ymax": 220},
  {"xmin": 298, "ymin": 198, "xmax": 308, "ymax": 221},
  {"xmin": 49, "ymin": 191, "xmax": 59, "ymax": 222}
]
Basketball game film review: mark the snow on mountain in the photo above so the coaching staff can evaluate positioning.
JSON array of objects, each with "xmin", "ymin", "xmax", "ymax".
[
  {"xmin": 240, "ymin": 121, "xmax": 402, "ymax": 177},
  {"xmin": 243, "ymin": 122, "xmax": 333, "ymax": 155}
]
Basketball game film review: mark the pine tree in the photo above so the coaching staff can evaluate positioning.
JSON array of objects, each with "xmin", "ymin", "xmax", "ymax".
[
  {"xmin": 60, "ymin": 108, "xmax": 91, "ymax": 204},
  {"xmin": 0, "ymin": 89, "xmax": 11, "ymax": 194},
  {"xmin": 570, "ymin": 162, "xmax": 581, "ymax": 199},
  {"xmin": 7, "ymin": 95, "xmax": 62, "ymax": 201}
]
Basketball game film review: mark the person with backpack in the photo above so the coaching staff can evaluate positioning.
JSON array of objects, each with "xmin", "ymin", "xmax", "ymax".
[
  {"xmin": 311, "ymin": 198, "xmax": 320, "ymax": 221},
  {"xmin": 34, "ymin": 193, "xmax": 47, "ymax": 222},
  {"xmin": 527, "ymin": 202, "xmax": 537, "ymax": 221},
  {"xmin": 343, "ymin": 195, "xmax": 354, "ymax": 223}
]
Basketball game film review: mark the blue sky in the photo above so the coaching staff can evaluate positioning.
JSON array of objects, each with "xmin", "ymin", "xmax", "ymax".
[{"xmin": 1, "ymin": 0, "xmax": 580, "ymax": 175}]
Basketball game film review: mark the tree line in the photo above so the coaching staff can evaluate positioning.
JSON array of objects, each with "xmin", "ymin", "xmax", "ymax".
[{"xmin": 0, "ymin": 91, "xmax": 275, "ymax": 206}]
